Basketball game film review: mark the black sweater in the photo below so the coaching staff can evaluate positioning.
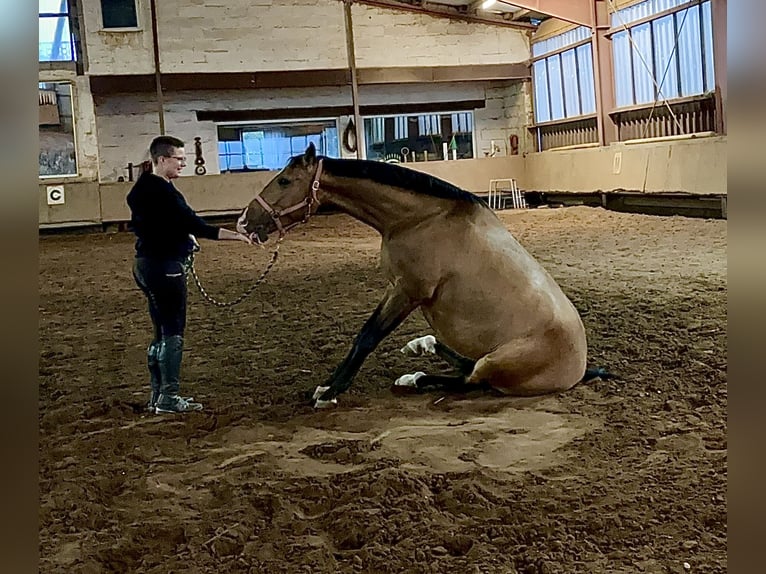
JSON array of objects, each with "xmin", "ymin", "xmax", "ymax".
[{"xmin": 126, "ymin": 172, "xmax": 220, "ymax": 261}]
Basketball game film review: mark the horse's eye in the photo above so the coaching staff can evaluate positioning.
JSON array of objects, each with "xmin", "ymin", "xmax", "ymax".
[{"xmin": 278, "ymin": 177, "xmax": 290, "ymax": 186}]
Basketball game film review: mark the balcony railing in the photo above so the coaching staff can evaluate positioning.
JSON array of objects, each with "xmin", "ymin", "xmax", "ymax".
[
  {"xmin": 529, "ymin": 115, "xmax": 599, "ymax": 152},
  {"xmin": 610, "ymin": 94, "xmax": 717, "ymax": 141}
]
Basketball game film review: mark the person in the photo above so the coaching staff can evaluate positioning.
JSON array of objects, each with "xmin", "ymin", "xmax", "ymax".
[{"xmin": 127, "ymin": 135, "xmax": 252, "ymax": 414}]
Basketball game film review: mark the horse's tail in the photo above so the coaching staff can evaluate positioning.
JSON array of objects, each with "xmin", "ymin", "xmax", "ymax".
[{"xmin": 581, "ymin": 366, "xmax": 617, "ymax": 382}]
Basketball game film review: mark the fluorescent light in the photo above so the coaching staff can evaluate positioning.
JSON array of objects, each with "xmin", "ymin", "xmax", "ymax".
[{"xmin": 481, "ymin": 0, "xmax": 497, "ymax": 8}]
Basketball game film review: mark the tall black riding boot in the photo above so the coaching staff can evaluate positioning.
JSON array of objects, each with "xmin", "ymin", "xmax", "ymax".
[
  {"xmin": 146, "ymin": 341, "xmax": 161, "ymax": 412},
  {"xmin": 155, "ymin": 335, "xmax": 203, "ymax": 413}
]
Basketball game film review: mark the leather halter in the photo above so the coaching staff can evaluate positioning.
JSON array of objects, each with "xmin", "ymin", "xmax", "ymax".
[{"xmin": 252, "ymin": 159, "xmax": 323, "ymax": 239}]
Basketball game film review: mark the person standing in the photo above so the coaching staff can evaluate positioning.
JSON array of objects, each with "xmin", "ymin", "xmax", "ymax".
[{"xmin": 127, "ymin": 136, "xmax": 252, "ymax": 414}]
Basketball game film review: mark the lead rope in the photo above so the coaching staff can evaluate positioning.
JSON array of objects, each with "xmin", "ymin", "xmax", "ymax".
[{"xmin": 186, "ymin": 239, "xmax": 281, "ymax": 308}]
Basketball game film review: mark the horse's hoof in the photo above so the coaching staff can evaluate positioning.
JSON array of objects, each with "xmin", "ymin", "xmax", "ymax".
[
  {"xmin": 314, "ymin": 397, "xmax": 338, "ymax": 409},
  {"xmin": 312, "ymin": 385, "xmax": 338, "ymax": 408},
  {"xmin": 400, "ymin": 336, "xmax": 437, "ymax": 357},
  {"xmin": 390, "ymin": 372, "xmax": 426, "ymax": 395}
]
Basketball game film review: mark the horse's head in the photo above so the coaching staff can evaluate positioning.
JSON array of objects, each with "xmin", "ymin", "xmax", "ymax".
[{"xmin": 237, "ymin": 143, "xmax": 322, "ymax": 243}]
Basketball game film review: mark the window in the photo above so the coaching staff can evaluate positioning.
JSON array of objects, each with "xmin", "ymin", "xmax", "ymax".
[
  {"xmin": 39, "ymin": 82, "xmax": 78, "ymax": 177},
  {"xmin": 217, "ymin": 121, "xmax": 339, "ymax": 172},
  {"xmin": 39, "ymin": 0, "xmax": 76, "ymax": 62},
  {"xmin": 611, "ymin": 0, "xmax": 715, "ymax": 107},
  {"xmin": 363, "ymin": 112, "xmax": 475, "ymax": 162},
  {"xmin": 101, "ymin": 0, "xmax": 138, "ymax": 29},
  {"xmin": 531, "ymin": 26, "xmax": 596, "ymax": 123}
]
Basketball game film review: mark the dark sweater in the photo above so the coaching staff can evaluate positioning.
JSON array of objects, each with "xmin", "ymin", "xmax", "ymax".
[{"xmin": 126, "ymin": 172, "xmax": 220, "ymax": 261}]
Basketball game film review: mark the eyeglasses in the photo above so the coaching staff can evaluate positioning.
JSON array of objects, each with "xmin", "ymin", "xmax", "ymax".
[{"xmin": 164, "ymin": 155, "xmax": 187, "ymax": 162}]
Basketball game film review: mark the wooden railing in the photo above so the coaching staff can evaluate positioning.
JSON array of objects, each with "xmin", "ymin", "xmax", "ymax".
[
  {"xmin": 610, "ymin": 94, "xmax": 717, "ymax": 141},
  {"xmin": 529, "ymin": 115, "xmax": 598, "ymax": 152}
]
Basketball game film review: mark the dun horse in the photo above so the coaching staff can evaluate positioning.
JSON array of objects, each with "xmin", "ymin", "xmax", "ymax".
[{"xmin": 237, "ymin": 144, "xmax": 607, "ymax": 408}]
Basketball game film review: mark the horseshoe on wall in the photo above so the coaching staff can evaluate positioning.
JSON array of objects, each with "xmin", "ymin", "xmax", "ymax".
[
  {"xmin": 509, "ymin": 134, "xmax": 520, "ymax": 155},
  {"xmin": 194, "ymin": 136, "xmax": 207, "ymax": 175},
  {"xmin": 342, "ymin": 118, "xmax": 357, "ymax": 153}
]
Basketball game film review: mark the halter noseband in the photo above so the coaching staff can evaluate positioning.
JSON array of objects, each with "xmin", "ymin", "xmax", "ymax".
[{"xmin": 252, "ymin": 159, "xmax": 323, "ymax": 239}]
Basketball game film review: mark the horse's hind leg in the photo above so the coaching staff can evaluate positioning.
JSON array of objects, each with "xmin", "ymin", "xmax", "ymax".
[
  {"xmin": 401, "ymin": 335, "xmax": 475, "ymax": 375},
  {"xmin": 391, "ymin": 372, "xmax": 491, "ymax": 395}
]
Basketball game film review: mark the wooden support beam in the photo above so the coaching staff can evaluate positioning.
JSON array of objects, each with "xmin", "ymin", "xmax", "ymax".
[
  {"xmin": 494, "ymin": 0, "xmax": 594, "ymax": 27},
  {"xmin": 353, "ymin": 0, "xmax": 536, "ymax": 28},
  {"xmin": 591, "ymin": 0, "xmax": 617, "ymax": 145},
  {"xmin": 711, "ymin": 0, "xmax": 726, "ymax": 134}
]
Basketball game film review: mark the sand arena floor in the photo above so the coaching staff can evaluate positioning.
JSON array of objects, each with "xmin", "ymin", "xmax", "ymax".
[{"xmin": 39, "ymin": 206, "xmax": 726, "ymax": 573}]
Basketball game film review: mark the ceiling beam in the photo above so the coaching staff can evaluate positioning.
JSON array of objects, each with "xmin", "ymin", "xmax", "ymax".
[
  {"xmin": 353, "ymin": 0, "xmax": 536, "ymax": 29},
  {"xmin": 495, "ymin": 0, "xmax": 594, "ymax": 27}
]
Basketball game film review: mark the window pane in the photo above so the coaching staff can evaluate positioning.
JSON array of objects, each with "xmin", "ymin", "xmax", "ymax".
[
  {"xmin": 677, "ymin": 5, "xmax": 703, "ymax": 96},
  {"xmin": 631, "ymin": 22, "xmax": 655, "ymax": 104},
  {"xmin": 533, "ymin": 60, "xmax": 550, "ymax": 122},
  {"xmin": 40, "ymin": 0, "xmax": 68, "ymax": 13},
  {"xmin": 39, "ymin": 82, "xmax": 77, "ymax": 177},
  {"xmin": 39, "ymin": 16, "xmax": 73, "ymax": 61},
  {"xmin": 576, "ymin": 44, "xmax": 596, "ymax": 114},
  {"xmin": 613, "ymin": 32, "xmax": 633, "ymax": 107},
  {"xmin": 652, "ymin": 14, "xmax": 680, "ymax": 100},
  {"xmin": 218, "ymin": 122, "xmax": 338, "ymax": 172},
  {"xmin": 101, "ymin": 0, "xmax": 138, "ymax": 28},
  {"xmin": 561, "ymin": 49, "xmax": 580, "ymax": 117},
  {"xmin": 547, "ymin": 55, "xmax": 565, "ymax": 121}
]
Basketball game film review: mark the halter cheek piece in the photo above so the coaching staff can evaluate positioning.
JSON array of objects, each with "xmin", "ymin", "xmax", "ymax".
[{"xmin": 251, "ymin": 159, "xmax": 323, "ymax": 241}]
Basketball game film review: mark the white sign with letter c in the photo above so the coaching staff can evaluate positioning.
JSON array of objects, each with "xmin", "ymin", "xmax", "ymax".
[{"xmin": 46, "ymin": 185, "xmax": 65, "ymax": 205}]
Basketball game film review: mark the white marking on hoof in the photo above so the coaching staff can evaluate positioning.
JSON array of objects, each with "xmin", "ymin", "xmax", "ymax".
[
  {"xmin": 393, "ymin": 371, "xmax": 426, "ymax": 388},
  {"xmin": 312, "ymin": 385, "xmax": 338, "ymax": 409},
  {"xmin": 400, "ymin": 335, "xmax": 437, "ymax": 357}
]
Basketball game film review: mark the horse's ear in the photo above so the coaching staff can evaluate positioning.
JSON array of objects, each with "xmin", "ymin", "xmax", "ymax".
[{"xmin": 304, "ymin": 142, "xmax": 317, "ymax": 165}]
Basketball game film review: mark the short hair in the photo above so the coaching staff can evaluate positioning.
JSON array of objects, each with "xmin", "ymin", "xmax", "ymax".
[{"xmin": 149, "ymin": 136, "xmax": 185, "ymax": 162}]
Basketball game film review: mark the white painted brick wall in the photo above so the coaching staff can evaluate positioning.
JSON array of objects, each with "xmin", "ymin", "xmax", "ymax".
[
  {"xmin": 96, "ymin": 81, "xmax": 499, "ymax": 181},
  {"xmin": 474, "ymin": 81, "xmax": 533, "ymax": 158},
  {"xmin": 82, "ymin": 0, "xmax": 529, "ymax": 74}
]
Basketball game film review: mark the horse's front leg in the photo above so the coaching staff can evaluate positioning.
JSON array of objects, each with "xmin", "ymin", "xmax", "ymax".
[{"xmin": 314, "ymin": 282, "xmax": 417, "ymax": 407}]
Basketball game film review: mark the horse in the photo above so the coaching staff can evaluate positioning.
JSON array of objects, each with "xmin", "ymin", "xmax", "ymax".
[{"xmin": 237, "ymin": 143, "xmax": 608, "ymax": 408}]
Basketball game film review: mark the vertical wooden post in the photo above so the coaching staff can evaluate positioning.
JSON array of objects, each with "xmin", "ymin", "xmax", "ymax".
[
  {"xmin": 591, "ymin": 0, "xmax": 617, "ymax": 146},
  {"xmin": 343, "ymin": 0, "xmax": 363, "ymax": 158},
  {"xmin": 149, "ymin": 0, "xmax": 165, "ymax": 135},
  {"xmin": 711, "ymin": 0, "xmax": 726, "ymax": 134}
]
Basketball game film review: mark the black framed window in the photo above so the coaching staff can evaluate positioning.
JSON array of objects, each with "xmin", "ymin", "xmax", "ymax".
[{"xmin": 101, "ymin": 0, "xmax": 138, "ymax": 29}]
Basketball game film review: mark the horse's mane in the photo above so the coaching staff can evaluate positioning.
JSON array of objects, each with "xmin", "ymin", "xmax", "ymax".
[{"xmin": 314, "ymin": 156, "xmax": 484, "ymax": 205}]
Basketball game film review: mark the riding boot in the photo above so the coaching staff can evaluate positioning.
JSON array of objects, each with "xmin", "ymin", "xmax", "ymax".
[
  {"xmin": 146, "ymin": 341, "xmax": 162, "ymax": 413},
  {"xmin": 155, "ymin": 336, "xmax": 203, "ymax": 414}
]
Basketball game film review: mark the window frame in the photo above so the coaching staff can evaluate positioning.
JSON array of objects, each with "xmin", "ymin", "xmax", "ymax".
[
  {"xmin": 215, "ymin": 118, "xmax": 341, "ymax": 173},
  {"xmin": 606, "ymin": 0, "xmax": 714, "ymax": 109},
  {"xmin": 39, "ymin": 1, "xmax": 78, "ymax": 63},
  {"xmin": 99, "ymin": 0, "xmax": 141, "ymax": 31},
  {"xmin": 530, "ymin": 35, "xmax": 596, "ymax": 124},
  {"xmin": 39, "ymin": 81, "xmax": 80, "ymax": 180}
]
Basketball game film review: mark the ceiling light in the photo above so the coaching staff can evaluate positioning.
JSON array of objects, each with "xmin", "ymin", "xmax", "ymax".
[{"xmin": 481, "ymin": 0, "xmax": 497, "ymax": 9}]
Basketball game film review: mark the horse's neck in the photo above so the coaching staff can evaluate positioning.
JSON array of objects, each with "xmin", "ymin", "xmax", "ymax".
[{"xmin": 320, "ymin": 175, "xmax": 445, "ymax": 234}]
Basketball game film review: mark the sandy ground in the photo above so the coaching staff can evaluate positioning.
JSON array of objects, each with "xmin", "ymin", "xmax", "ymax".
[{"xmin": 39, "ymin": 206, "xmax": 727, "ymax": 573}]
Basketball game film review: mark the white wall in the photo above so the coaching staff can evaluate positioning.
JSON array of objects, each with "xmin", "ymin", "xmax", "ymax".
[
  {"xmin": 94, "ymin": 81, "xmax": 508, "ymax": 181},
  {"xmin": 82, "ymin": 0, "xmax": 529, "ymax": 75}
]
